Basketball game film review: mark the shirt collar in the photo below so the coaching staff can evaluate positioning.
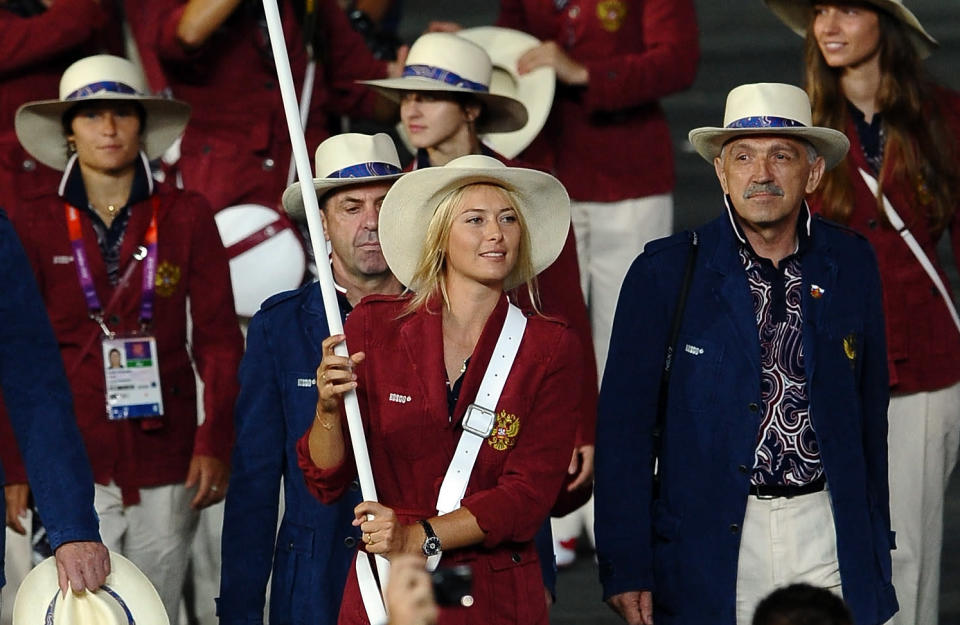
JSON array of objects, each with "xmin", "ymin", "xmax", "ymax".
[
  {"xmin": 724, "ymin": 194, "xmax": 812, "ymax": 260},
  {"xmin": 59, "ymin": 151, "xmax": 154, "ymax": 210}
]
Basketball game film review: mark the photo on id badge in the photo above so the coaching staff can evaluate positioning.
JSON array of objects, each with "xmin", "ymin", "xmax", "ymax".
[{"xmin": 102, "ymin": 335, "xmax": 164, "ymax": 420}]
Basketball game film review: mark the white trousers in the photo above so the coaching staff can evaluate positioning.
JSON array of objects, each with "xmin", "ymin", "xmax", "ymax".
[
  {"xmin": 570, "ymin": 194, "xmax": 673, "ymax": 380},
  {"xmin": 735, "ymin": 490, "xmax": 843, "ymax": 625},
  {"xmin": 95, "ymin": 482, "xmax": 200, "ymax": 623},
  {"xmin": 884, "ymin": 381, "xmax": 960, "ymax": 625}
]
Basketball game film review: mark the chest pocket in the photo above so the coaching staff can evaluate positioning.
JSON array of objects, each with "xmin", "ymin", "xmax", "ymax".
[
  {"xmin": 669, "ymin": 336, "xmax": 723, "ymax": 412},
  {"xmin": 281, "ymin": 370, "xmax": 320, "ymax": 434}
]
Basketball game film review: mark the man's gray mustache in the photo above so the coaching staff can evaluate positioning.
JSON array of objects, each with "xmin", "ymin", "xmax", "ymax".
[{"xmin": 744, "ymin": 183, "xmax": 784, "ymax": 198}]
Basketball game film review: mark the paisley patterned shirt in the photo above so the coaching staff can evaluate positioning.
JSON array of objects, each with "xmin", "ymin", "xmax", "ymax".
[{"xmin": 726, "ymin": 197, "xmax": 824, "ymax": 486}]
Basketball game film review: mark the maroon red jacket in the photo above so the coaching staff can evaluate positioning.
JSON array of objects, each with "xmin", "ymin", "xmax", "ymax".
[
  {"xmin": 497, "ymin": 0, "xmax": 700, "ymax": 202},
  {"xmin": 298, "ymin": 294, "xmax": 581, "ymax": 625},
  {"xmin": 0, "ymin": 0, "xmax": 118, "ymax": 220},
  {"xmin": 808, "ymin": 88, "xmax": 960, "ymax": 394},
  {"xmin": 125, "ymin": 0, "xmax": 387, "ymax": 212},
  {"xmin": 0, "ymin": 164, "xmax": 243, "ymax": 501}
]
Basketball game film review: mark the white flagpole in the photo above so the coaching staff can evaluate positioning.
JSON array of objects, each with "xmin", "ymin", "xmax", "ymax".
[{"xmin": 261, "ymin": 0, "xmax": 390, "ymax": 605}]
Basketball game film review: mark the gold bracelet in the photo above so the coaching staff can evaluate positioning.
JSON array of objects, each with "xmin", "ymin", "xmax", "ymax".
[{"xmin": 314, "ymin": 407, "xmax": 335, "ymax": 431}]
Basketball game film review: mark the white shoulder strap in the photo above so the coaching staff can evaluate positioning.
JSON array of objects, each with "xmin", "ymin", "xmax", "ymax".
[
  {"xmin": 426, "ymin": 303, "xmax": 527, "ymax": 569},
  {"xmin": 858, "ymin": 168, "xmax": 960, "ymax": 336}
]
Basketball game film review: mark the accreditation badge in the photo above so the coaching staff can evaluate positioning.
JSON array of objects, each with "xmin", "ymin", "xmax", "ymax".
[{"xmin": 102, "ymin": 334, "xmax": 164, "ymax": 420}]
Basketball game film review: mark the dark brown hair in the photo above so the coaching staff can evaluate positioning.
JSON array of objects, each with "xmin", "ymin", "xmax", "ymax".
[{"xmin": 805, "ymin": 6, "xmax": 959, "ymax": 232}]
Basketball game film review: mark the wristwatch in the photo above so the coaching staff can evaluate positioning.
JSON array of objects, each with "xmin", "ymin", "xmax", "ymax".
[{"xmin": 418, "ymin": 519, "xmax": 442, "ymax": 557}]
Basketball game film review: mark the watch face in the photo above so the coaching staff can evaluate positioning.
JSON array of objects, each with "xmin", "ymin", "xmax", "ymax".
[{"xmin": 422, "ymin": 536, "xmax": 442, "ymax": 557}]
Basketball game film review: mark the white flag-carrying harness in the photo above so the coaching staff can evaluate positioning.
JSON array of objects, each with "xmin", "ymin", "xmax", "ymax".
[{"xmin": 858, "ymin": 168, "xmax": 960, "ymax": 336}]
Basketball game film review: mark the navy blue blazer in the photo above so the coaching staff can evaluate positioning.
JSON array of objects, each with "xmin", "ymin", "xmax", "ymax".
[
  {"xmin": 218, "ymin": 283, "xmax": 361, "ymax": 625},
  {"xmin": 0, "ymin": 209, "xmax": 100, "ymax": 585},
  {"xmin": 594, "ymin": 211, "xmax": 897, "ymax": 625}
]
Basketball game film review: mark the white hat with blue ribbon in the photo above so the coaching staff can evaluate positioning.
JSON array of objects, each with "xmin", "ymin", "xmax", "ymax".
[
  {"xmin": 688, "ymin": 83, "xmax": 850, "ymax": 170},
  {"xmin": 15, "ymin": 54, "xmax": 190, "ymax": 171},
  {"xmin": 359, "ymin": 32, "xmax": 528, "ymax": 134},
  {"xmin": 281, "ymin": 132, "xmax": 405, "ymax": 220},
  {"xmin": 12, "ymin": 551, "xmax": 168, "ymax": 625}
]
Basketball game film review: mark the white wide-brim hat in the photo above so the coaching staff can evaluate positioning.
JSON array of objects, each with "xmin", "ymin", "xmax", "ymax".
[
  {"xmin": 457, "ymin": 27, "xmax": 555, "ymax": 159},
  {"xmin": 282, "ymin": 132, "xmax": 404, "ymax": 220},
  {"xmin": 13, "ymin": 552, "xmax": 169, "ymax": 625},
  {"xmin": 360, "ymin": 32, "xmax": 529, "ymax": 134},
  {"xmin": 214, "ymin": 204, "xmax": 307, "ymax": 317},
  {"xmin": 378, "ymin": 154, "xmax": 569, "ymax": 291},
  {"xmin": 15, "ymin": 54, "xmax": 190, "ymax": 171},
  {"xmin": 764, "ymin": 0, "xmax": 938, "ymax": 59},
  {"xmin": 688, "ymin": 82, "xmax": 850, "ymax": 170}
]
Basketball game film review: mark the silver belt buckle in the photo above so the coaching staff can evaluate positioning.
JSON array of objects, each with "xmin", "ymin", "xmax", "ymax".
[{"xmin": 462, "ymin": 404, "xmax": 495, "ymax": 437}]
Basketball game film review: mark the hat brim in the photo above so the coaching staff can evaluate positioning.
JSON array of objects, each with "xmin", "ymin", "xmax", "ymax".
[
  {"xmin": 13, "ymin": 552, "xmax": 169, "ymax": 625},
  {"xmin": 359, "ymin": 77, "xmax": 529, "ymax": 134},
  {"xmin": 378, "ymin": 163, "xmax": 570, "ymax": 291},
  {"xmin": 281, "ymin": 173, "xmax": 405, "ymax": 220},
  {"xmin": 15, "ymin": 95, "xmax": 190, "ymax": 171},
  {"xmin": 458, "ymin": 27, "xmax": 555, "ymax": 158},
  {"xmin": 688, "ymin": 125, "xmax": 850, "ymax": 171},
  {"xmin": 764, "ymin": 0, "xmax": 938, "ymax": 59}
]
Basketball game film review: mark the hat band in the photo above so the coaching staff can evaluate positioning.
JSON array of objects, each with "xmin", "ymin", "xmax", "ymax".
[
  {"xmin": 726, "ymin": 116, "xmax": 807, "ymax": 130},
  {"xmin": 44, "ymin": 585, "xmax": 136, "ymax": 624},
  {"xmin": 326, "ymin": 162, "xmax": 402, "ymax": 179},
  {"xmin": 66, "ymin": 81, "xmax": 140, "ymax": 101},
  {"xmin": 401, "ymin": 65, "xmax": 489, "ymax": 93}
]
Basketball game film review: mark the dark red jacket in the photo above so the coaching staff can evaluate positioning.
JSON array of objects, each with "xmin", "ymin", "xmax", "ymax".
[
  {"xmin": 0, "ymin": 0, "xmax": 118, "ymax": 220},
  {"xmin": 497, "ymin": 0, "xmax": 699, "ymax": 202},
  {"xmin": 125, "ymin": 0, "xmax": 387, "ymax": 211},
  {"xmin": 298, "ymin": 294, "xmax": 581, "ymax": 625},
  {"xmin": 0, "ymin": 166, "xmax": 243, "ymax": 499},
  {"xmin": 808, "ymin": 89, "xmax": 960, "ymax": 394}
]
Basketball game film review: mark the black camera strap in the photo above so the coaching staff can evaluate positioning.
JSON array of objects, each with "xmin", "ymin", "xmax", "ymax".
[{"xmin": 653, "ymin": 230, "xmax": 699, "ymax": 489}]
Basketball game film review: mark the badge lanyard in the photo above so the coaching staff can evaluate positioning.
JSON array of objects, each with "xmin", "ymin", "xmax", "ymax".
[{"xmin": 64, "ymin": 196, "xmax": 159, "ymax": 335}]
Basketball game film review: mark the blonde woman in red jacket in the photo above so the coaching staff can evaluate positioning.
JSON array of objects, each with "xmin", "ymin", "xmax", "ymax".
[
  {"xmin": 2, "ymin": 54, "xmax": 243, "ymax": 620},
  {"xmin": 765, "ymin": 2, "xmax": 960, "ymax": 623},
  {"xmin": 299, "ymin": 155, "xmax": 581, "ymax": 625}
]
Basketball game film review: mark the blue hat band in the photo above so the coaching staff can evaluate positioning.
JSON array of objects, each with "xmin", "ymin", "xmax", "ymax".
[
  {"xmin": 66, "ymin": 81, "xmax": 140, "ymax": 101},
  {"xmin": 401, "ymin": 65, "xmax": 489, "ymax": 93},
  {"xmin": 726, "ymin": 116, "xmax": 807, "ymax": 130},
  {"xmin": 326, "ymin": 162, "xmax": 402, "ymax": 179}
]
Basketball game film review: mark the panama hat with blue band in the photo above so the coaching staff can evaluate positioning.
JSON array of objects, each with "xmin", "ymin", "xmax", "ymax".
[
  {"xmin": 688, "ymin": 82, "xmax": 850, "ymax": 171},
  {"xmin": 359, "ymin": 32, "xmax": 528, "ymax": 135},
  {"xmin": 15, "ymin": 54, "xmax": 190, "ymax": 171}
]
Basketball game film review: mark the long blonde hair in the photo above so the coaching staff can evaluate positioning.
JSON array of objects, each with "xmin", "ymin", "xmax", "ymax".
[
  {"xmin": 404, "ymin": 182, "xmax": 540, "ymax": 314},
  {"xmin": 805, "ymin": 7, "xmax": 959, "ymax": 232}
]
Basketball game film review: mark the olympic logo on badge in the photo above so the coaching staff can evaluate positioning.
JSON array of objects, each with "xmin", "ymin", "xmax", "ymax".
[{"xmin": 487, "ymin": 410, "xmax": 520, "ymax": 451}]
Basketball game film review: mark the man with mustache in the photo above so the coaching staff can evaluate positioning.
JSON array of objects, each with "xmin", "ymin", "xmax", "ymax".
[
  {"xmin": 218, "ymin": 133, "xmax": 403, "ymax": 625},
  {"xmin": 594, "ymin": 84, "xmax": 896, "ymax": 625}
]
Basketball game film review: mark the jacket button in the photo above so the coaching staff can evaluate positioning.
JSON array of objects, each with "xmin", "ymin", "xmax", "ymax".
[
  {"xmin": 729, "ymin": 524, "xmax": 740, "ymax": 534},
  {"xmin": 287, "ymin": 541, "xmax": 294, "ymax": 550},
  {"xmin": 738, "ymin": 464, "xmax": 749, "ymax": 474},
  {"xmin": 262, "ymin": 158, "xmax": 275, "ymax": 171},
  {"xmin": 202, "ymin": 144, "xmax": 212, "ymax": 154},
  {"xmin": 867, "ymin": 219, "xmax": 877, "ymax": 229},
  {"xmin": 748, "ymin": 402, "xmax": 759, "ymax": 413},
  {"xmin": 511, "ymin": 552, "xmax": 522, "ymax": 563},
  {"xmin": 350, "ymin": 480, "xmax": 360, "ymax": 491},
  {"xmin": 109, "ymin": 315, "xmax": 121, "ymax": 324},
  {"xmin": 344, "ymin": 536, "xmax": 356, "ymax": 548},
  {"xmin": 22, "ymin": 159, "xmax": 35, "ymax": 172},
  {"xmin": 931, "ymin": 286, "xmax": 939, "ymax": 296},
  {"xmin": 568, "ymin": 5, "xmax": 579, "ymax": 18}
]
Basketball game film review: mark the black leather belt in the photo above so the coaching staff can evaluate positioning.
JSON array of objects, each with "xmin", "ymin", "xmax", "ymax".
[{"xmin": 749, "ymin": 476, "xmax": 826, "ymax": 499}]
